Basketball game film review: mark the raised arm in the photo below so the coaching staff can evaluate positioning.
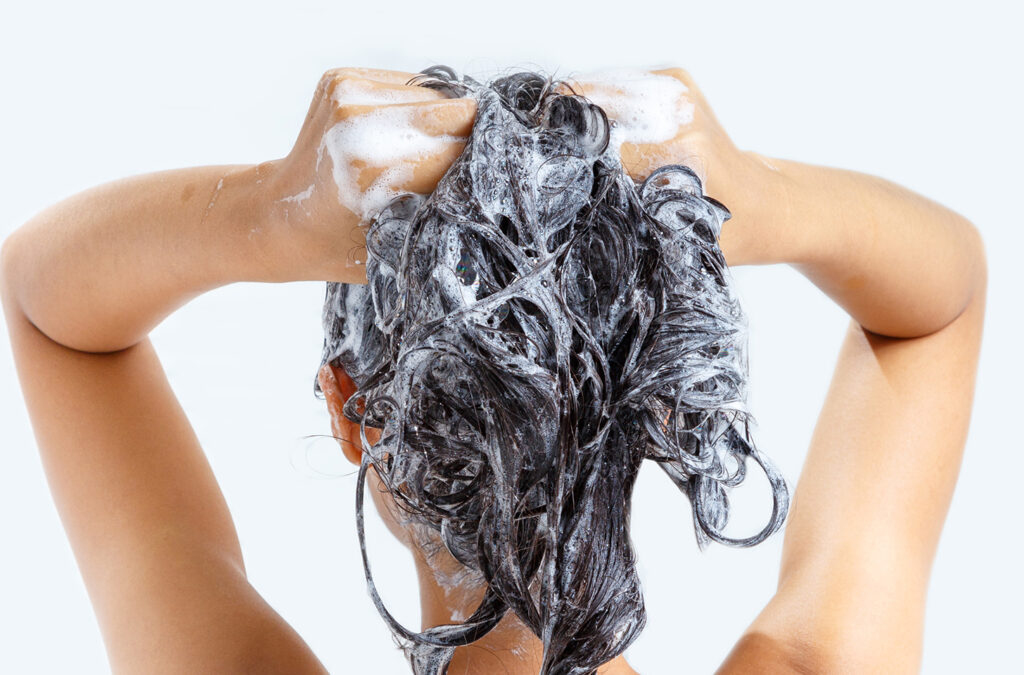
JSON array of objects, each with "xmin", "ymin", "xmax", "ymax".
[
  {"xmin": 717, "ymin": 160, "xmax": 986, "ymax": 674},
  {"xmin": 720, "ymin": 154, "xmax": 985, "ymax": 338},
  {"xmin": 566, "ymin": 66, "xmax": 982, "ymax": 339},
  {"xmin": 605, "ymin": 69, "xmax": 986, "ymax": 672},
  {"xmin": 565, "ymin": 68, "xmax": 986, "ymax": 672},
  {"xmin": 0, "ymin": 68, "xmax": 475, "ymax": 673},
  {"xmin": 1, "ymin": 162, "xmax": 332, "ymax": 674}
]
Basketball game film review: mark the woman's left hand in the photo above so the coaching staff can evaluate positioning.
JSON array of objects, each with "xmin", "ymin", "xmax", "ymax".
[{"xmin": 260, "ymin": 67, "xmax": 477, "ymax": 284}]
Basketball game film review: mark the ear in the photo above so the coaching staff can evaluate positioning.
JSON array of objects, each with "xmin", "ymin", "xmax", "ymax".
[{"xmin": 317, "ymin": 363, "xmax": 363, "ymax": 465}]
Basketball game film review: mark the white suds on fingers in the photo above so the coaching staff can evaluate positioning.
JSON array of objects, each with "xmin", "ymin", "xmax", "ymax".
[
  {"xmin": 569, "ymin": 68, "xmax": 695, "ymax": 150},
  {"xmin": 318, "ymin": 105, "xmax": 462, "ymax": 224}
]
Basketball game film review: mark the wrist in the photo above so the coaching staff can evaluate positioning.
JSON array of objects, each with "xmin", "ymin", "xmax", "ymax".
[
  {"xmin": 205, "ymin": 159, "xmax": 309, "ymax": 285},
  {"xmin": 715, "ymin": 150, "xmax": 800, "ymax": 267},
  {"xmin": 245, "ymin": 156, "xmax": 368, "ymax": 284}
]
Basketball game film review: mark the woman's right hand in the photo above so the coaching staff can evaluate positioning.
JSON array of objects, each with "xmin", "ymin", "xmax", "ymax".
[{"xmin": 262, "ymin": 68, "xmax": 477, "ymax": 283}]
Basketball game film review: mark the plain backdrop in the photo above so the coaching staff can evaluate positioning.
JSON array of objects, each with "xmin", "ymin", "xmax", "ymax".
[{"xmin": 1, "ymin": 1, "xmax": 1021, "ymax": 672}]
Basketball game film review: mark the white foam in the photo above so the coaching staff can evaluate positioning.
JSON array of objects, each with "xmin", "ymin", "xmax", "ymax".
[
  {"xmin": 318, "ymin": 105, "xmax": 463, "ymax": 223},
  {"xmin": 570, "ymin": 68, "xmax": 694, "ymax": 149},
  {"xmin": 279, "ymin": 183, "xmax": 314, "ymax": 205},
  {"xmin": 337, "ymin": 284, "xmax": 368, "ymax": 356}
]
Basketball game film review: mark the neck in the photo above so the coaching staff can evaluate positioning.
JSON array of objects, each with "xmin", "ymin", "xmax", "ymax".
[{"xmin": 413, "ymin": 552, "xmax": 638, "ymax": 675}]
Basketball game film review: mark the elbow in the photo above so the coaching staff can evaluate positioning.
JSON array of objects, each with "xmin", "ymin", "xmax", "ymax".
[
  {"xmin": 968, "ymin": 218, "xmax": 988, "ymax": 309},
  {"xmin": 0, "ymin": 229, "xmax": 25, "ymax": 320},
  {"xmin": 952, "ymin": 217, "xmax": 988, "ymax": 327},
  {"xmin": 918, "ymin": 216, "xmax": 988, "ymax": 338}
]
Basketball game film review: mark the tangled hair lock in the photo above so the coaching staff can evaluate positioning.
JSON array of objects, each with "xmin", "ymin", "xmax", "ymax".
[{"xmin": 312, "ymin": 65, "xmax": 790, "ymax": 675}]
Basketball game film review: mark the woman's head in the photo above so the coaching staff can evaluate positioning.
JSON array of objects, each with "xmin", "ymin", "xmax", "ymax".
[{"xmin": 313, "ymin": 65, "xmax": 790, "ymax": 675}]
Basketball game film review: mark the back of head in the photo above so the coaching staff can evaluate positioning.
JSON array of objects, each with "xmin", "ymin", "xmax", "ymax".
[{"xmin": 313, "ymin": 65, "xmax": 790, "ymax": 675}]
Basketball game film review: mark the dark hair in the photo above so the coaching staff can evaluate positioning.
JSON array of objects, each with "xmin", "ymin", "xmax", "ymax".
[{"xmin": 312, "ymin": 65, "xmax": 790, "ymax": 675}]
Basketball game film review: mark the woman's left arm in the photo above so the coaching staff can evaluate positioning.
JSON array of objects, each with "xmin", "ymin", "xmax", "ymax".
[{"xmin": 0, "ymin": 68, "xmax": 476, "ymax": 673}]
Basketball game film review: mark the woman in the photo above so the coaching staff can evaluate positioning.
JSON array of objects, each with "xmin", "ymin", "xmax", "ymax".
[{"xmin": 0, "ymin": 66, "xmax": 986, "ymax": 674}]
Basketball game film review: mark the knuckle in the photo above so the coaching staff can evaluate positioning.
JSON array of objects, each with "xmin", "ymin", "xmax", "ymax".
[
  {"xmin": 330, "ymin": 105, "xmax": 364, "ymax": 123},
  {"xmin": 319, "ymin": 68, "xmax": 363, "ymax": 98},
  {"xmin": 664, "ymin": 66, "xmax": 692, "ymax": 82},
  {"xmin": 322, "ymin": 67, "xmax": 358, "ymax": 81}
]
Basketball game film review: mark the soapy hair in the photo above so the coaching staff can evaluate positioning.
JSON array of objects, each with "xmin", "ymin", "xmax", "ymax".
[{"xmin": 312, "ymin": 65, "xmax": 790, "ymax": 675}]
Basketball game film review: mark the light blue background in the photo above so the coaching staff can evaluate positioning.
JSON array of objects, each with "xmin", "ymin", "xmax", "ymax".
[{"xmin": 1, "ymin": 1, "xmax": 1019, "ymax": 672}]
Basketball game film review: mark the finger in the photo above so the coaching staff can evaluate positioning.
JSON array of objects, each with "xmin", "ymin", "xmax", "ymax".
[
  {"xmin": 351, "ymin": 136, "xmax": 466, "ymax": 192},
  {"xmin": 331, "ymin": 77, "xmax": 447, "ymax": 107},
  {"xmin": 651, "ymin": 67, "xmax": 713, "ymax": 114},
  {"xmin": 319, "ymin": 68, "xmax": 438, "ymax": 108},
  {"xmin": 401, "ymin": 141, "xmax": 470, "ymax": 193},
  {"xmin": 404, "ymin": 98, "xmax": 478, "ymax": 137},
  {"xmin": 334, "ymin": 98, "xmax": 477, "ymax": 138},
  {"xmin": 322, "ymin": 67, "xmax": 420, "ymax": 86},
  {"xmin": 651, "ymin": 66, "xmax": 695, "ymax": 89}
]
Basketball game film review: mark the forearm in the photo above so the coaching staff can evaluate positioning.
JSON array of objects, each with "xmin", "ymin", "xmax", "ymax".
[
  {"xmin": 721, "ymin": 171, "xmax": 988, "ymax": 671},
  {"xmin": 2, "ymin": 162, "xmax": 292, "ymax": 353},
  {"xmin": 715, "ymin": 153, "xmax": 989, "ymax": 671},
  {"xmin": 722, "ymin": 153, "xmax": 984, "ymax": 338}
]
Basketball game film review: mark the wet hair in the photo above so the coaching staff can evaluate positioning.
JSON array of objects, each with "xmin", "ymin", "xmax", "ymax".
[{"xmin": 312, "ymin": 65, "xmax": 790, "ymax": 675}]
